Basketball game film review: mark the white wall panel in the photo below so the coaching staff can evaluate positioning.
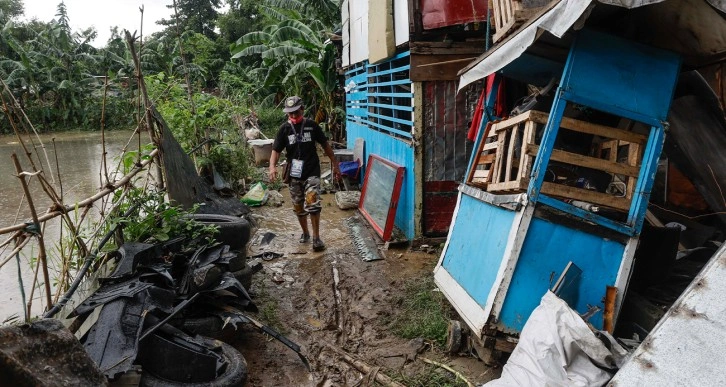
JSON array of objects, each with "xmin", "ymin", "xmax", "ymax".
[
  {"xmin": 342, "ymin": 0, "xmax": 350, "ymax": 67},
  {"xmin": 350, "ymin": 0, "xmax": 369, "ymax": 65},
  {"xmin": 394, "ymin": 0, "xmax": 409, "ymax": 46}
]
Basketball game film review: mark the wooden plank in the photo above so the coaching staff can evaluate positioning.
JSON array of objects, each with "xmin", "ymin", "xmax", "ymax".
[
  {"xmin": 526, "ymin": 144, "xmax": 640, "ymax": 177},
  {"xmin": 541, "ymin": 182, "xmax": 631, "ymax": 211},
  {"xmin": 489, "ymin": 178, "xmax": 529, "ymax": 192},
  {"xmin": 466, "ymin": 122, "xmax": 495, "ymax": 186},
  {"xmin": 559, "ymin": 116, "xmax": 648, "ymax": 144},
  {"xmin": 626, "ymin": 142, "xmax": 642, "ymax": 200},
  {"xmin": 483, "ymin": 141, "xmax": 499, "ymax": 151},
  {"xmin": 519, "ymin": 120, "xmax": 535, "ymax": 180},
  {"xmin": 492, "ymin": 130, "xmax": 507, "ymax": 184},
  {"xmin": 505, "ymin": 126, "xmax": 519, "ymax": 183},
  {"xmin": 411, "ymin": 54, "xmax": 481, "ymax": 81},
  {"xmin": 409, "ymin": 41, "xmax": 487, "ymax": 55},
  {"xmin": 491, "ymin": 110, "xmax": 549, "ymax": 132},
  {"xmin": 476, "ymin": 153, "xmax": 496, "ymax": 164}
]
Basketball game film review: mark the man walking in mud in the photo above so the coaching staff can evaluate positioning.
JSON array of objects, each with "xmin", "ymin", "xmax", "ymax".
[{"xmin": 269, "ymin": 96, "xmax": 341, "ymax": 252}]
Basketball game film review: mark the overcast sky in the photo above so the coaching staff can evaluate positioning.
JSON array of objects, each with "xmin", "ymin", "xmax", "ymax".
[{"xmin": 22, "ymin": 0, "xmax": 172, "ymax": 47}]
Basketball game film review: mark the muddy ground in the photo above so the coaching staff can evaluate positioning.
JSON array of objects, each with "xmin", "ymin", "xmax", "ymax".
[{"xmin": 230, "ymin": 189, "xmax": 501, "ymax": 386}]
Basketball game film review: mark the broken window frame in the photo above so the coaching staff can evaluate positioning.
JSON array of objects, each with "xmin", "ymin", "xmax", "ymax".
[{"xmin": 358, "ymin": 154, "xmax": 405, "ymax": 241}]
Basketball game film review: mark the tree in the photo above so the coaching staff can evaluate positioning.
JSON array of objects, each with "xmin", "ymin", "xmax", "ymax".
[
  {"xmin": 158, "ymin": 0, "xmax": 221, "ymax": 39},
  {"xmin": 0, "ymin": 0, "xmax": 24, "ymax": 25},
  {"xmin": 229, "ymin": 1, "xmax": 343, "ymax": 138}
]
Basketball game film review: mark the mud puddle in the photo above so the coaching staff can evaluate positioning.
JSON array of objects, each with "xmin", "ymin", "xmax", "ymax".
[{"xmin": 232, "ymin": 189, "xmax": 499, "ymax": 386}]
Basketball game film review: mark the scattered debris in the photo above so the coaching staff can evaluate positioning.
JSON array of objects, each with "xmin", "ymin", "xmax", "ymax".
[
  {"xmin": 346, "ymin": 216, "xmax": 383, "ymax": 262},
  {"xmin": 420, "ymin": 357, "xmax": 475, "ymax": 387},
  {"xmin": 483, "ymin": 291, "xmax": 627, "ymax": 387},
  {"xmin": 323, "ymin": 343, "xmax": 406, "ymax": 387},
  {"xmin": 335, "ymin": 191, "xmax": 361, "ymax": 210}
]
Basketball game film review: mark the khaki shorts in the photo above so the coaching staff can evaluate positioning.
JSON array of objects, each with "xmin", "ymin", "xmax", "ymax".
[{"xmin": 289, "ymin": 176, "xmax": 322, "ymax": 216}]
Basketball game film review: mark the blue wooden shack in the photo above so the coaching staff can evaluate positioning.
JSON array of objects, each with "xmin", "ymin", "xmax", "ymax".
[{"xmin": 434, "ymin": 0, "xmax": 699, "ymax": 346}]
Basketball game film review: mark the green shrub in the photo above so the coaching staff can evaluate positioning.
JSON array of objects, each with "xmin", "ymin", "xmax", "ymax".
[{"xmin": 254, "ymin": 106, "xmax": 285, "ymax": 139}]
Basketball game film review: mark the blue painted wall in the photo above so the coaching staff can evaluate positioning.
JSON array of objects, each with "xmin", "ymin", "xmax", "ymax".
[
  {"xmin": 440, "ymin": 194, "xmax": 516, "ymax": 307},
  {"xmin": 347, "ymin": 122, "xmax": 416, "ymax": 239},
  {"xmin": 497, "ymin": 214, "xmax": 625, "ymax": 332}
]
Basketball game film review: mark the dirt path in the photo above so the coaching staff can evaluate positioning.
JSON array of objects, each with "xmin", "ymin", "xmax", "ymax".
[{"xmin": 231, "ymin": 190, "xmax": 500, "ymax": 386}]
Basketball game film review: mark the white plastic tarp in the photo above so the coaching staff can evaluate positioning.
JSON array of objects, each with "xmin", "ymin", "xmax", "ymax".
[
  {"xmin": 483, "ymin": 291, "xmax": 627, "ymax": 387},
  {"xmin": 458, "ymin": 0, "xmax": 668, "ymax": 91}
]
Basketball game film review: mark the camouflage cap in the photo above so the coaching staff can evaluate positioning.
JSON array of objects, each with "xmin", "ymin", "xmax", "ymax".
[{"xmin": 282, "ymin": 96, "xmax": 303, "ymax": 113}]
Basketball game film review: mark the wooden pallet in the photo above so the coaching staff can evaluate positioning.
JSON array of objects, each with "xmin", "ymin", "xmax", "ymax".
[
  {"xmin": 485, "ymin": 110, "xmax": 648, "ymax": 212},
  {"xmin": 491, "ymin": 0, "xmax": 548, "ymax": 43},
  {"xmin": 466, "ymin": 121, "xmax": 500, "ymax": 189}
]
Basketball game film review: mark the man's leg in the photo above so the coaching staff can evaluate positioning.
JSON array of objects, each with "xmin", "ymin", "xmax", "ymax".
[
  {"xmin": 310, "ymin": 212, "xmax": 320, "ymax": 239},
  {"xmin": 303, "ymin": 177, "xmax": 325, "ymax": 251},
  {"xmin": 290, "ymin": 179, "xmax": 310, "ymax": 242},
  {"xmin": 298, "ymin": 214, "xmax": 310, "ymax": 237}
]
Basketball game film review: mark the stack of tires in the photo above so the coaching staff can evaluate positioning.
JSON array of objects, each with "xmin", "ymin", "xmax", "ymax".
[
  {"xmin": 140, "ymin": 214, "xmax": 254, "ymax": 387},
  {"xmin": 182, "ymin": 214, "xmax": 255, "ymax": 289}
]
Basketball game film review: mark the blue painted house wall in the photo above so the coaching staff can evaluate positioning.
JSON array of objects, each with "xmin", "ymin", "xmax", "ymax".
[
  {"xmin": 345, "ymin": 53, "xmax": 417, "ymax": 240},
  {"xmin": 497, "ymin": 216, "xmax": 625, "ymax": 332},
  {"xmin": 440, "ymin": 193, "xmax": 516, "ymax": 308}
]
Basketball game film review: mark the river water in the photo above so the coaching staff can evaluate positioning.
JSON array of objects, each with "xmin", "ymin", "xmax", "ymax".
[{"xmin": 0, "ymin": 130, "xmax": 141, "ymax": 321}]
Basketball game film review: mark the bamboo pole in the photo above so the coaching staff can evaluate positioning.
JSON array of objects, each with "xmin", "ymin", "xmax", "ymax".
[
  {"xmin": 323, "ymin": 343, "xmax": 406, "ymax": 387},
  {"xmin": 420, "ymin": 357, "xmax": 474, "ymax": 387},
  {"xmin": 125, "ymin": 30, "xmax": 165, "ymax": 191},
  {"xmin": 0, "ymin": 235, "xmax": 30, "ymax": 271},
  {"xmin": 0, "ymin": 148, "xmax": 159, "ymax": 236},
  {"xmin": 11, "ymin": 153, "xmax": 52, "ymax": 309}
]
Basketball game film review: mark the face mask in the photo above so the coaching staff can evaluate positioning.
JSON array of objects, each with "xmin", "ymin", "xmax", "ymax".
[{"xmin": 288, "ymin": 115, "xmax": 304, "ymax": 125}]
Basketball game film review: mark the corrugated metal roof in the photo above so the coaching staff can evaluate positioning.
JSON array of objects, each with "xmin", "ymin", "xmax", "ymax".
[{"xmin": 457, "ymin": 0, "xmax": 669, "ymax": 91}]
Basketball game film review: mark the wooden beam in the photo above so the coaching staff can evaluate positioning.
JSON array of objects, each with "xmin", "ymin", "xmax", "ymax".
[
  {"xmin": 411, "ymin": 54, "xmax": 482, "ymax": 81},
  {"xmin": 541, "ymin": 182, "xmax": 631, "ymax": 211},
  {"xmin": 409, "ymin": 41, "xmax": 487, "ymax": 55}
]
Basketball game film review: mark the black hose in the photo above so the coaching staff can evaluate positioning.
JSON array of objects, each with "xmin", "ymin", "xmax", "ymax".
[{"xmin": 43, "ymin": 204, "xmax": 139, "ymax": 319}]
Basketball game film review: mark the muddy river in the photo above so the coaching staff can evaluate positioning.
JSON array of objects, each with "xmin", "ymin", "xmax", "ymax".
[{"xmin": 0, "ymin": 130, "xmax": 140, "ymax": 321}]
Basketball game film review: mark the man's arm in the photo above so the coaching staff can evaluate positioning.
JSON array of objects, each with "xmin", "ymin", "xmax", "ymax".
[
  {"xmin": 269, "ymin": 149, "xmax": 281, "ymax": 181},
  {"xmin": 322, "ymin": 142, "xmax": 341, "ymax": 180}
]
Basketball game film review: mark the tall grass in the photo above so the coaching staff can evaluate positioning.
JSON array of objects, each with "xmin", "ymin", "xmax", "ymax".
[{"xmin": 388, "ymin": 274, "xmax": 453, "ymax": 347}]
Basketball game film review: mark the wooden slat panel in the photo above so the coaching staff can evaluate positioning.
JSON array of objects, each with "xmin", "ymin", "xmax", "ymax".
[
  {"xmin": 488, "ymin": 178, "xmax": 529, "ymax": 192},
  {"xmin": 559, "ymin": 116, "xmax": 648, "ymax": 144},
  {"xmin": 526, "ymin": 144, "xmax": 641, "ymax": 177},
  {"xmin": 541, "ymin": 182, "xmax": 630, "ymax": 211}
]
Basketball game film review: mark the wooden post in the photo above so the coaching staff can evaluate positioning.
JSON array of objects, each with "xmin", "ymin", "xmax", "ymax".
[
  {"xmin": 603, "ymin": 285, "xmax": 618, "ymax": 333},
  {"xmin": 11, "ymin": 153, "xmax": 53, "ymax": 310}
]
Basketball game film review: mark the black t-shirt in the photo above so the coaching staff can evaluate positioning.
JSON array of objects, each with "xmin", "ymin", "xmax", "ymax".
[{"xmin": 272, "ymin": 118, "xmax": 328, "ymax": 180}]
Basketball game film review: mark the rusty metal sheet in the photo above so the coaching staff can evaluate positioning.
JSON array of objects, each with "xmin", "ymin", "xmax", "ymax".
[
  {"xmin": 610, "ymin": 243, "xmax": 726, "ymax": 386},
  {"xmin": 422, "ymin": 81, "xmax": 480, "ymax": 235},
  {"xmin": 421, "ymin": 0, "xmax": 489, "ymax": 29}
]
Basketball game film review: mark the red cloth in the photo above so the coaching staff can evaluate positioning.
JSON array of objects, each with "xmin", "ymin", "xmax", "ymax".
[
  {"xmin": 466, "ymin": 75, "xmax": 506, "ymax": 141},
  {"xmin": 467, "ymin": 88, "xmax": 487, "ymax": 142}
]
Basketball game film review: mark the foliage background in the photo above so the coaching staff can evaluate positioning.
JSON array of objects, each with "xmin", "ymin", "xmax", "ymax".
[{"xmin": 0, "ymin": 0, "xmax": 344, "ymax": 142}]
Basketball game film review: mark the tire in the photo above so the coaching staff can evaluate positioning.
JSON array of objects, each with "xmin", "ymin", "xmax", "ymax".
[
  {"xmin": 445, "ymin": 320, "xmax": 462, "ymax": 355},
  {"xmin": 227, "ymin": 250, "xmax": 247, "ymax": 272},
  {"xmin": 172, "ymin": 316, "xmax": 239, "ymax": 341},
  {"xmin": 140, "ymin": 337, "xmax": 247, "ymax": 387},
  {"xmin": 232, "ymin": 263, "xmax": 254, "ymax": 290},
  {"xmin": 183, "ymin": 214, "xmax": 251, "ymax": 250}
]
